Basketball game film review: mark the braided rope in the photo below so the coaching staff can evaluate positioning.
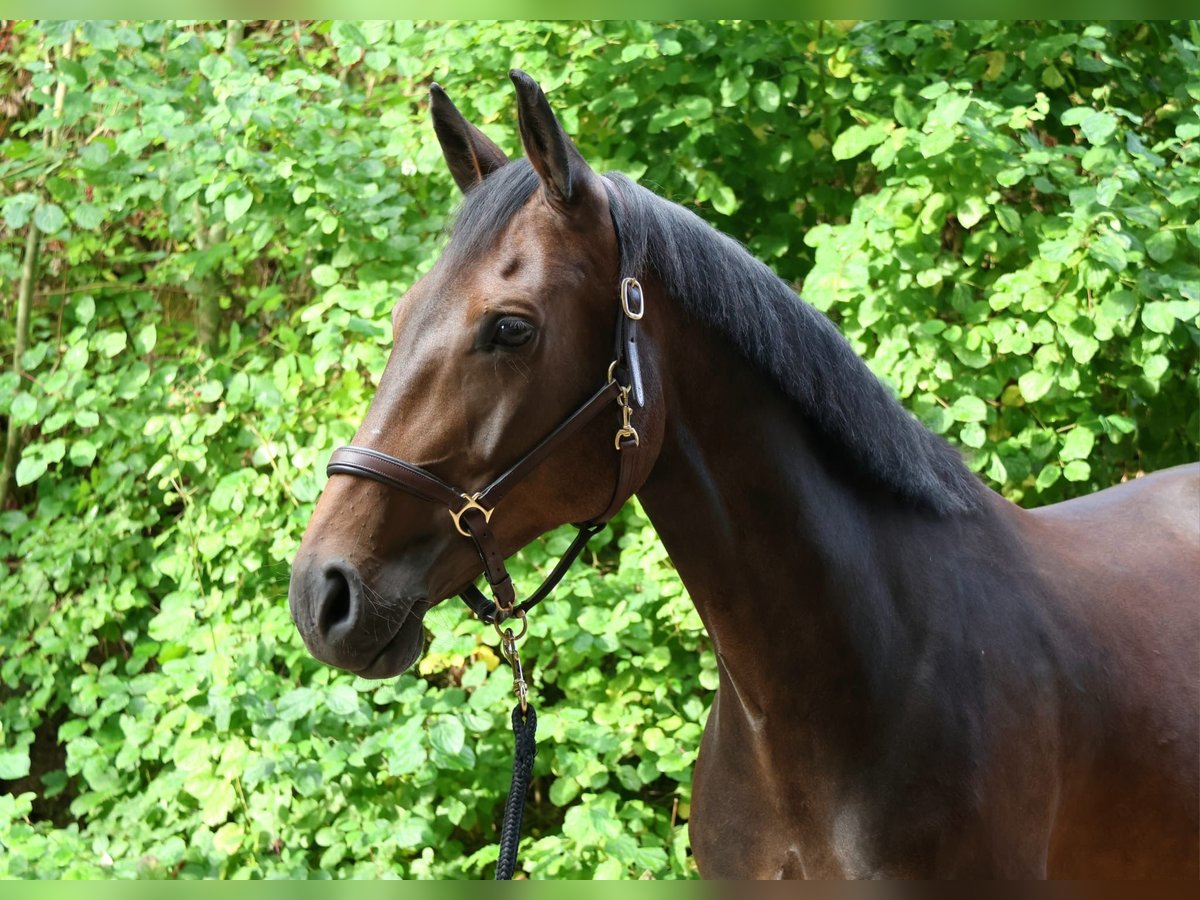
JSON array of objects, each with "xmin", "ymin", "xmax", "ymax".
[{"xmin": 494, "ymin": 703, "xmax": 538, "ymax": 880}]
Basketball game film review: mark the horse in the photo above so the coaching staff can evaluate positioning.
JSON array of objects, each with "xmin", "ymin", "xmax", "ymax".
[{"xmin": 288, "ymin": 70, "xmax": 1200, "ymax": 879}]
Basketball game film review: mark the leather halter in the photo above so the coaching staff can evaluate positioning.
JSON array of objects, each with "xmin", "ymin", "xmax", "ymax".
[{"xmin": 326, "ymin": 277, "xmax": 647, "ymax": 625}]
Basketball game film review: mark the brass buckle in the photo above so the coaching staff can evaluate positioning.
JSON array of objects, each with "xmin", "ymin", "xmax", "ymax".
[
  {"xmin": 449, "ymin": 492, "xmax": 494, "ymax": 538},
  {"xmin": 620, "ymin": 277, "xmax": 644, "ymax": 320}
]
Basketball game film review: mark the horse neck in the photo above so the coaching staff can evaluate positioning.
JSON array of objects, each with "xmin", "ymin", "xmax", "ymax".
[{"xmin": 635, "ymin": 299, "xmax": 997, "ymax": 744}]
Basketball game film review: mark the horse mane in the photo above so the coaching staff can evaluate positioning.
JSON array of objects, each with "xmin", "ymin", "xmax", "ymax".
[{"xmin": 446, "ymin": 159, "xmax": 983, "ymax": 515}]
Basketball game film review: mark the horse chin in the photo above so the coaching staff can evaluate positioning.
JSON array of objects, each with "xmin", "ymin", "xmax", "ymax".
[{"xmin": 353, "ymin": 608, "xmax": 428, "ymax": 679}]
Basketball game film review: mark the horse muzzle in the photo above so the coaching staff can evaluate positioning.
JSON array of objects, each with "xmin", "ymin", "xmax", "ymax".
[{"xmin": 288, "ymin": 553, "xmax": 430, "ymax": 678}]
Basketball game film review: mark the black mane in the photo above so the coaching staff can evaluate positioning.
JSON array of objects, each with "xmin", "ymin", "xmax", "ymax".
[{"xmin": 447, "ymin": 159, "xmax": 983, "ymax": 515}]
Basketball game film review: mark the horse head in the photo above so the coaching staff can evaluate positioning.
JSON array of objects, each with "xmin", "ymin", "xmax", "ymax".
[{"xmin": 289, "ymin": 71, "xmax": 662, "ymax": 677}]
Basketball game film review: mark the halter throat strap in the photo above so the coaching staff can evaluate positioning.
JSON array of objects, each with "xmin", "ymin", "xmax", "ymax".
[{"xmin": 326, "ymin": 277, "xmax": 647, "ymax": 624}]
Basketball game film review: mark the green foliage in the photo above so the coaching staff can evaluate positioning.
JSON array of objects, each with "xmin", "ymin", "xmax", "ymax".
[
  {"xmin": 0, "ymin": 19, "xmax": 1196, "ymax": 880},
  {"xmin": 801, "ymin": 21, "xmax": 1199, "ymax": 501}
]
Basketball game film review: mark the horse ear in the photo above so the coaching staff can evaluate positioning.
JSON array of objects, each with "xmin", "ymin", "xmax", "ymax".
[
  {"xmin": 509, "ymin": 69, "xmax": 593, "ymax": 205},
  {"xmin": 430, "ymin": 83, "xmax": 509, "ymax": 194}
]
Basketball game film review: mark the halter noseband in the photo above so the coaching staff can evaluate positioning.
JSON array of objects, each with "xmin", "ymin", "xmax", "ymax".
[{"xmin": 326, "ymin": 277, "xmax": 647, "ymax": 625}]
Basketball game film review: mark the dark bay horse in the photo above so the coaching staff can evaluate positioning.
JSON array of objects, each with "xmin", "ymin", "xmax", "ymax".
[{"xmin": 289, "ymin": 71, "xmax": 1200, "ymax": 878}]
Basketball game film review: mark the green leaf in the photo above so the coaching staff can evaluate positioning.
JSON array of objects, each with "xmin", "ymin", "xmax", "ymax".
[
  {"xmin": 1035, "ymin": 464, "xmax": 1061, "ymax": 491},
  {"xmin": 429, "ymin": 716, "xmax": 465, "ymax": 757},
  {"xmin": 364, "ymin": 50, "xmax": 390, "ymax": 71},
  {"xmin": 197, "ymin": 380, "xmax": 224, "ymax": 403},
  {"xmin": 549, "ymin": 777, "xmax": 581, "ymax": 806},
  {"xmin": 1145, "ymin": 231, "xmax": 1177, "ymax": 263},
  {"xmin": 919, "ymin": 126, "xmax": 956, "ymax": 158},
  {"xmin": 959, "ymin": 423, "xmax": 986, "ymax": 448},
  {"xmin": 312, "ymin": 265, "xmax": 340, "ymax": 287},
  {"xmin": 10, "ymin": 393, "xmax": 37, "ymax": 424},
  {"xmin": 1063, "ymin": 460, "xmax": 1092, "ymax": 482},
  {"xmin": 2, "ymin": 193, "xmax": 36, "ymax": 229},
  {"xmin": 213, "ymin": 823, "xmax": 244, "ymax": 856},
  {"xmin": 950, "ymin": 395, "xmax": 988, "ymax": 422},
  {"xmin": 76, "ymin": 295, "xmax": 96, "ymax": 325},
  {"xmin": 832, "ymin": 123, "xmax": 888, "ymax": 161},
  {"xmin": 752, "ymin": 81, "xmax": 781, "ymax": 113},
  {"xmin": 1142, "ymin": 354, "xmax": 1169, "ymax": 381},
  {"xmin": 224, "ymin": 191, "xmax": 253, "ymax": 224},
  {"xmin": 69, "ymin": 440, "xmax": 97, "ymax": 467},
  {"xmin": 1059, "ymin": 426, "xmax": 1095, "ymax": 461},
  {"xmin": 72, "ymin": 203, "xmax": 105, "ymax": 231},
  {"xmin": 927, "ymin": 93, "xmax": 970, "ymax": 129},
  {"xmin": 679, "ymin": 96, "xmax": 713, "ymax": 121},
  {"xmin": 63, "ymin": 343, "xmax": 88, "ymax": 371},
  {"xmin": 710, "ymin": 185, "xmax": 737, "ymax": 216},
  {"xmin": 325, "ymin": 684, "xmax": 360, "ymax": 716},
  {"xmin": 276, "ymin": 688, "xmax": 318, "ymax": 722},
  {"xmin": 33, "ymin": 203, "xmax": 67, "ymax": 234},
  {"xmin": 99, "ymin": 331, "xmax": 127, "ymax": 357},
  {"xmin": 1141, "ymin": 301, "xmax": 1177, "ymax": 334},
  {"xmin": 1077, "ymin": 109, "xmax": 1118, "ymax": 145},
  {"xmin": 0, "ymin": 749, "xmax": 31, "ymax": 780},
  {"xmin": 957, "ymin": 196, "xmax": 987, "ymax": 230},
  {"xmin": 996, "ymin": 206, "xmax": 1021, "ymax": 234},
  {"xmin": 134, "ymin": 324, "xmax": 157, "ymax": 354},
  {"xmin": 1018, "ymin": 370, "xmax": 1054, "ymax": 403},
  {"xmin": 15, "ymin": 455, "xmax": 48, "ymax": 486}
]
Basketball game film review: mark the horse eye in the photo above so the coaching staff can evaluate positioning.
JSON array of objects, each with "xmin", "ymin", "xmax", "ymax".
[{"xmin": 489, "ymin": 316, "xmax": 535, "ymax": 349}]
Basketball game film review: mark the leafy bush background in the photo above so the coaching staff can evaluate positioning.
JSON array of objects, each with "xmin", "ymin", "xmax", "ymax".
[{"xmin": 0, "ymin": 20, "xmax": 1196, "ymax": 879}]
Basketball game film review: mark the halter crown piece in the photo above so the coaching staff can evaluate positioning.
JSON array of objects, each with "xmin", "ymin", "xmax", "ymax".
[{"xmin": 325, "ymin": 276, "xmax": 647, "ymax": 625}]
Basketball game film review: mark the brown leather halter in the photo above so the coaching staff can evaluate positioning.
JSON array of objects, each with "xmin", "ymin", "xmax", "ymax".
[{"xmin": 326, "ymin": 277, "xmax": 647, "ymax": 626}]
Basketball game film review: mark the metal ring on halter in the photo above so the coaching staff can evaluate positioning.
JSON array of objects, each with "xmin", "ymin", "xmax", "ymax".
[
  {"xmin": 449, "ymin": 492, "xmax": 494, "ymax": 538},
  {"xmin": 494, "ymin": 609, "xmax": 528, "ymax": 642},
  {"xmin": 620, "ymin": 277, "xmax": 645, "ymax": 320}
]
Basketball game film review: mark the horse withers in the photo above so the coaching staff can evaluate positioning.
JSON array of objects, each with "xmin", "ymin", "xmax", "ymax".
[{"xmin": 289, "ymin": 71, "xmax": 1200, "ymax": 879}]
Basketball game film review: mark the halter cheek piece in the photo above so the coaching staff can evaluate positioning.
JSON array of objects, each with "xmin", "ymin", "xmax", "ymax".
[{"xmin": 326, "ymin": 277, "xmax": 647, "ymax": 625}]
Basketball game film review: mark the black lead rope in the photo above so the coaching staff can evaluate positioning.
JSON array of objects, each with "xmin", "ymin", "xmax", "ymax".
[{"xmin": 495, "ymin": 703, "xmax": 537, "ymax": 880}]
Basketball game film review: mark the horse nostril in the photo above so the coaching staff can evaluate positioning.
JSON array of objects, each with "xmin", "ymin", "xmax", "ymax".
[{"xmin": 318, "ymin": 564, "xmax": 356, "ymax": 641}]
